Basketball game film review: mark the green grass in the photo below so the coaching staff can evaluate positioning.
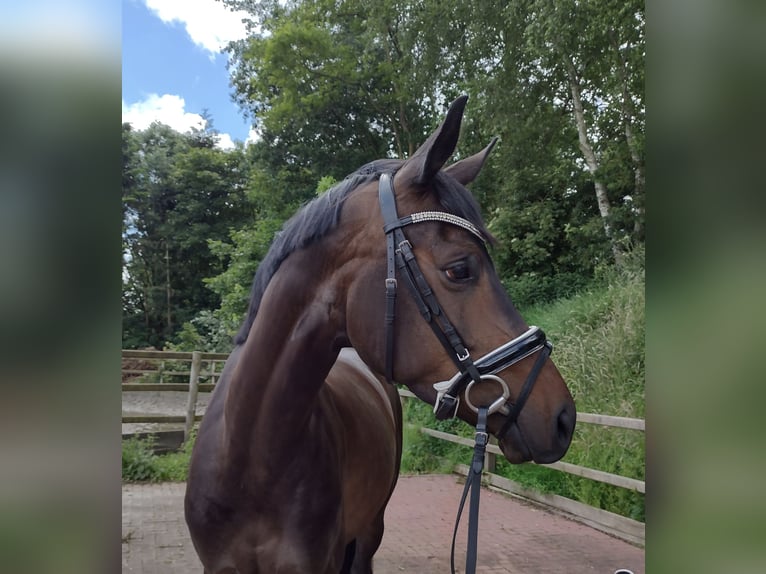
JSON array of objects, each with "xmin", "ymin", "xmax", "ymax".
[
  {"xmin": 400, "ymin": 400, "xmax": 467, "ymax": 474},
  {"xmin": 506, "ymin": 249, "xmax": 645, "ymax": 519},
  {"xmin": 122, "ymin": 433, "xmax": 196, "ymax": 482}
]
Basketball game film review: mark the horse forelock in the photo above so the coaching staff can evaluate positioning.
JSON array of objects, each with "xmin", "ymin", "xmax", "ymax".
[
  {"xmin": 234, "ymin": 158, "xmax": 492, "ymax": 345},
  {"xmin": 431, "ymin": 171, "xmax": 495, "ymax": 245}
]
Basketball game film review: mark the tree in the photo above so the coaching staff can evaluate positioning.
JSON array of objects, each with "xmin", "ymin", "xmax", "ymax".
[
  {"xmin": 523, "ymin": 0, "xmax": 645, "ymax": 262},
  {"xmin": 122, "ymin": 122, "xmax": 251, "ymax": 348},
  {"xmin": 180, "ymin": 0, "xmax": 646, "ymax": 331}
]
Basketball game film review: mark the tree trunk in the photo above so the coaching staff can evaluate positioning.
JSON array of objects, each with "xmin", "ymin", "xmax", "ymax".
[
  {"xmin": 624, "ymin": 119, "xmax": 644, "ymax": 238},
  {"xmin": 564, "ymin": 57, "xmax": 624, "ymax": 265},
  {"xmin": 609, "ymin": 30, "xmax": 645, "ymax": 238},
  {"xmin": 165, "ymin": 242, "xmax": 172, "ymax": 336}
]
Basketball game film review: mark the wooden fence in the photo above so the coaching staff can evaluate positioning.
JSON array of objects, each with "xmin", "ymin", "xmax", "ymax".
[
  {"xmin": 121, "ymin": 349, "xmax": 645, "ymax": 543},
  {"xmin": 397, "ymin": 389, "xmax": 645, "ymax": 544},
  {"xmin": 122, "ymin": 349, "xmax": 228, "ymax": 441}
]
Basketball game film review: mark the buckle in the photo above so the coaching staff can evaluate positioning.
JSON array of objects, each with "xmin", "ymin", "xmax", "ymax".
[
  {"xmin": 433, "ymin": 393, "xmax": 459, "ymax": 420},
  {"xmin": 474, "ymin": 431, "xmax": 489, "ymax": 446},
  {"xmin": 385, "ymin": 278, "xmax": 397, "ymax": 291}
]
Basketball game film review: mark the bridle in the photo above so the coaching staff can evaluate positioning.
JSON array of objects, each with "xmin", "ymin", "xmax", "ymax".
[
  {"xmin": 378, "ymin": 172, "xmax": 552, "ymax": 439},
  {"xmin": 378, "ymin": 171, "xmax": 556, "ymax": 573}
]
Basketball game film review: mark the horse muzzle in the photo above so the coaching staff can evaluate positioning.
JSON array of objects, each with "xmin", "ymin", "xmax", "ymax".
[{"xmin": 432, "ymin": 326, "xmax": 551, "ymax": 432}]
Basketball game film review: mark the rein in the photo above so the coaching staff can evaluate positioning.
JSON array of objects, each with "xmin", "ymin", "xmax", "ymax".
[
  {"xmin": 377, "ymin": 172, "xmax": 556, "ymax": 572},
  {"xmin": 450, "ymin": 406, "xmax": 489, "ymax": 574}
]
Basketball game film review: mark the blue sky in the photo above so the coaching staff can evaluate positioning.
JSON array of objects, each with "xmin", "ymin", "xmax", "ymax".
[{"xmin": 122, "ymin": 0, "xmax": 255, "ymax": 149}]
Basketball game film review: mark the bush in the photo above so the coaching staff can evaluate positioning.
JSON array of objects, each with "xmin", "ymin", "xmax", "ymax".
[
  {"xmin": 502, "ymin": 270, "xmax": 593, "ymax": 310},
  {"xmin": 122, "ymin": 432, "xmax": 196, "ymax": 482},
  {"xmin": 122, "ymin": 436, "xmax": 163, "ymax": 482}
]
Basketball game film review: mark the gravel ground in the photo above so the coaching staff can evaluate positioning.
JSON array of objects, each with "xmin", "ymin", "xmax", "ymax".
[{"xmin": 122, "ymin": 390, "xmax": 211, "ymax": 435}]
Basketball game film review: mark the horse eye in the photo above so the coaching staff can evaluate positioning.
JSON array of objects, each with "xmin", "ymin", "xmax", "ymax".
[{"xmin": 445, "ymin": 262, "xmax": 472, "ymax": 282}]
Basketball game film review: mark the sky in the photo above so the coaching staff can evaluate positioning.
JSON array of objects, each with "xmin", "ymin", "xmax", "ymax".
[{"xmin": 122, "ymin": 0, "xmax": 256, "ymax": 150}]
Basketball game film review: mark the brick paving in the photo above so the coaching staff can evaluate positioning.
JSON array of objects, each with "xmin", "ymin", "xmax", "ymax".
[{"xmin": 122, "ymin": 475, "xmax": 644, "ymax": 573}]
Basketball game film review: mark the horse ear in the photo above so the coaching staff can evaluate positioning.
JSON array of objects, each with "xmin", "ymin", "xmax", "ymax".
[
  {"xmin": 396, "ymin": 95, "xmax": 468, "ymax": 187},
  {"xmin": 444, "ymin": 137, "xmax": 499, "ymax": 185}
]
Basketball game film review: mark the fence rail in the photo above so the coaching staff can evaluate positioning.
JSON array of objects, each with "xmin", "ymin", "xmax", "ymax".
[
  {"xmin": 122, "ymin": 350, "xmax": 230, "ymax": 361},
  {"xmin": 121, "ymin": 349, "xmax": 645, "ymax": 542},
  {"xmin": 419, "ymin": 427, "xmax": 645, "ymax": 493},
  {"xmin": 122, "ymin": 349, "xmax": 220, "ymax": 440}
]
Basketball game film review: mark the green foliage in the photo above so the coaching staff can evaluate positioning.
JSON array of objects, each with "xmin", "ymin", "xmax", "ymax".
[
  {"xmin": 171, "ymin": 310, "xmax": 238, "ymax": 353},
  {"xmin": 520, "ymin": 0, "xmax": 645, "ymax": 252},
  {"xmin": 122, "ymin": 436, "xmax": 161, "ymax": 482},
  {"xmin": 400, "ymin": 425, "xmax": 456, "ymax": 474},
  {"xmin": 121, "ymin": 122, "xmax": 252, "ymax": 349},
  {"xmin": 121, "ymin": 433, "xmax": 196, "ymax": 483},
  {"xmin": 315, "ymin": 175, "xmax": 337, "ymax": 196},
  {"xmin": 523, "ymin": 244, "xmax": 645, "ymax": 416},
  {"xmin": 400, "ymin": 398, "xmax": 467, "ymax": 474},
  {"xmin": 203, "ymin": 218, "xmax": 284, "ymax": 323}
]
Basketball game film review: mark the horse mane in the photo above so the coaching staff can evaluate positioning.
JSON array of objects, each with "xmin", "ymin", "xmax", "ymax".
[{"xmin": 233, "ymin": 158, "xmax": 494, "ymax": 345}]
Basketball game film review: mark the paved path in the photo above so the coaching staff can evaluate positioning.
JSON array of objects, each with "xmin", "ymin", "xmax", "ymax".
[{"xmin": 122, "ymin": 475, "xmax": 644, "ymax": 573}]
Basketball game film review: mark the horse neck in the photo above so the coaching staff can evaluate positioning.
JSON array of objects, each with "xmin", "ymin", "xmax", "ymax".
[{"xmin": 223, "ymin": 244, "xmax": 347, "ymax": 461}]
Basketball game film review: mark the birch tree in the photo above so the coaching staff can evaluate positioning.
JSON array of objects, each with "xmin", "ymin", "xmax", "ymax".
[{"xmin": 525, "ymin": 0, "xmax": 645, "ymax": 263}]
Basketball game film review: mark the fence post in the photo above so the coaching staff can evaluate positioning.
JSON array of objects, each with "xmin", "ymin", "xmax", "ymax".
[{"xmin": 184, "ymin": 351, "xmax": 202, "ymax": 442}]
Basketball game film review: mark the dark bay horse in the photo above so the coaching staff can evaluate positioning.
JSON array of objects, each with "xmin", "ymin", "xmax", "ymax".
[{"xmin": 185, "ymin": 96, "xmax": 576, "ymax": 573}]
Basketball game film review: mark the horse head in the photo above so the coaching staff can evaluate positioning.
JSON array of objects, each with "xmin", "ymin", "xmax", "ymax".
[{"xmin": 342, "ymin": 96, "xmax": 575, "ymax": 464}]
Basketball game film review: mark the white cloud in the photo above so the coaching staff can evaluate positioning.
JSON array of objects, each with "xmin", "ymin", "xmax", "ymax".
[
  {"xmin": 122, "ymin": 93, "xmax": 238, "ymax": 151},
  {"xmin": 143, "ymin": 0, "xmax": 249, "ymax": 55},
  {"xmin": 122, "ymin": 93, "xmax": 205, "ymax": 133},
  {"xmin": 245, "ymin": 128, "xmax": 261, "ymax": 146},
  {"xmin": 215, "ymin": 132, "xmax": 236, "ymax": 150}
]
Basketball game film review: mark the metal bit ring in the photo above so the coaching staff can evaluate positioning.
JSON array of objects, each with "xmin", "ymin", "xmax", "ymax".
[{"xmin": 465, "ymin": 375, "xmax": 510, "ymax": 415}]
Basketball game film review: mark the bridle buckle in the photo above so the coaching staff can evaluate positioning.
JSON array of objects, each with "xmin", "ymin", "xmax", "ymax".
[{"xmin": 433, "ymin": 381, "xmax": 460, "ymax": 419}]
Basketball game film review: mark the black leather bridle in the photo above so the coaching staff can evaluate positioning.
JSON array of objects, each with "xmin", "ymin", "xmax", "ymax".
[{"xmin": 378, "ymin": 172, "xmax": 552, "ymax": 440}]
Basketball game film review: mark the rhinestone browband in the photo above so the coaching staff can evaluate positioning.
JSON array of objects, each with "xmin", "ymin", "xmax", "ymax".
[{"xmin": 407, "ymin": 211, "xmax": 486, "ymax": 244}]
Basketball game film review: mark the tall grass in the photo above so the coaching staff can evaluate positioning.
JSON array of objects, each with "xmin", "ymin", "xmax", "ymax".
[
  {"xmin": 400, "ymin": 247, "xmax": 646, "ymax": 520},
  {"xmin": 400, "ymin": 399, "xmax": 468, "ymax": 474}
]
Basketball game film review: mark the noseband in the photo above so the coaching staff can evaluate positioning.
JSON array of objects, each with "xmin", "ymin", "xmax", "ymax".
[{"xmin": 378, "ymin": 173, "xmax": 551, "ymax": 439}]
